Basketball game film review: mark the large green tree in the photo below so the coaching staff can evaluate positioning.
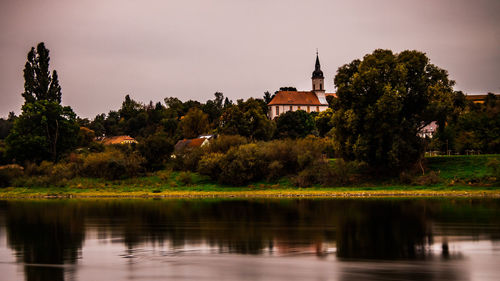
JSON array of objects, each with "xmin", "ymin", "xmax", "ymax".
[
  {"xmin": 6, "ymin": 42, "xmax": 79, "ymax": 163},
  {"xmin": 331, "ymin": 49, "xmax": 461, "ymax": 172},
  {"xmin": 275, "ymin": 110, "xmax": 316, "ymax": 139},
  {"xmin": 218, "ymin": 98, "xmax": 275, "ymax": 140}
]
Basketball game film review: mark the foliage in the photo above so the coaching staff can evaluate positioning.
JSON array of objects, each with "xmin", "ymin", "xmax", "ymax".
[
  {"xmin": 177, "ymin": 171, "xmax": 193, "ymax": 186},
  {"xmin": 441, "ymin": 93, "xmax": 500, "ymax": 154},
  {"xmin": 179, "ymin": 108, "xmax": 210, "ymax": 138},
  {"xmin": 137, "ymin": 130, "xmax": 175, "ymax": 171},
  {"xmin": 0, "ymin": 112, "xmax": 16, "ymax": 140},
  {"xmin": 315, "ymin": 108, "xmax": 334, "ymax": 137},
  {"xmin": 331, "ymin": 49, "xmax": 460, "ymax": 173},
  {"xmin": 0, "ymin": 164, "xmax": 24, "ymax": 187},
  {"xmin": 218, "ymin": 98, "xmax": 275, "ymax": 140},
  {"xmin": 486, "ymin": 158, "xmax": 500, "ymax": 180},
  {"xmin": 195, "ymin": 137, "xmax": 332, "ymax": 185},
  {"xmin": 77, "ymin": 127, "xmax": 95, "ymax": 147},
  {"xmin": 207, "ymin": 135, "xmax": 248, "ymax": 153},
  {"xmin": 6, "ymin": 43, "xmax": 79, "ymax": 163},
  {"xmin": 81, "ymin": 148, "xmax": 145, "ymax": 180},
  {"xmin": 275, "ymin": 110, "xmax": 316, "ymax": 139}
]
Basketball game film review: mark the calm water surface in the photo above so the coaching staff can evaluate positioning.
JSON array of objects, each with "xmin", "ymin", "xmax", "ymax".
[{"xmin": 0, "ymin": 198, "xmax": 499, "ymax": 281}]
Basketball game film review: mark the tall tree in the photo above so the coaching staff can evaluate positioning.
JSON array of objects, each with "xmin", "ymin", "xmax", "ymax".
[
  {"xmin": 6, "ymin": 42, "xmax": 79, "ymax": 163},
  {"xmin": 331, "ymin": 49, "xmax": 459, "ymax": 173}
]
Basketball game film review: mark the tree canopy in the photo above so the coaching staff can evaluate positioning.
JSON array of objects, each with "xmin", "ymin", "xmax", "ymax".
[
  {"xmin": 6, "ymin": 42, "xmax": 79, "ymax": 163},
  {"xmin": 330, "ymin": 49, "xmax": 462, "ymax": 172}
]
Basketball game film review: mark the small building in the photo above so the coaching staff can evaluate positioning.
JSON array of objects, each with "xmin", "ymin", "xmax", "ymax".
[
  {"xmin": 100, "ymin": 135, "xmax": 138, "ymax": 145},
  {"xmin": 465, "ymin": 93, "xmax": 499, "ymax": 104},
  {"xmin": 174, "ymin": 137, "xmax": 210, "ymax": 154},
  {"xmin": 418, "ymin": 121, "xmax": 438, "ymax": 138},
  {"xmin": 268, "ymin": 52, "xmax": 336, "ymax": 119}
]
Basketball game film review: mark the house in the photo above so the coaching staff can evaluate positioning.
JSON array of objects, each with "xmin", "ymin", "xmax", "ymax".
[
  {"xmin": 268, "ymin": 52, "xmax": 336, "ymax": 119},
  {"xmin": 100, "ymin": 135, "xmax": 138, "ymax": 145},
  {"xmin": 174, "ymin": 137, "xmax": 210, "ymax": 154},
  {"xmin": 418, "ymin": 121, "xmax": 438, "ymax": 138},
  {"xmin": 465, "ymin": 93, "xmax": 499, "ymax": 104}
]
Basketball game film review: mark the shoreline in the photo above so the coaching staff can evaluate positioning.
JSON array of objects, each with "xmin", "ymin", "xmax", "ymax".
[{"xmin": 1, "ymin": 189, "xmax": 499, "ymax": 199}]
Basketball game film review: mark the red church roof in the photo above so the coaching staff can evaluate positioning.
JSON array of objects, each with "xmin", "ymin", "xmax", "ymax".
[{"xmin": 268, "ymin": 91, "xmax": 336, "ymax": 106}]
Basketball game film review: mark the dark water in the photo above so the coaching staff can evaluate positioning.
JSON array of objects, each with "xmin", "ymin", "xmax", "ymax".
[{"xmin": 0, "ymin": 198, "xmax": 499, "ymax": 281}]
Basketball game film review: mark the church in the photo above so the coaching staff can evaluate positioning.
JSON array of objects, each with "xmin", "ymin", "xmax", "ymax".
[{"xmin": 268, "ymin": 53, "xmax": 336, "ymax": 119}]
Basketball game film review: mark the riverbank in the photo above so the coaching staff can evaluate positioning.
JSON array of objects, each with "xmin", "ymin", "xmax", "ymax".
[{"xmin": 1, "ymin": 185, "xmax": 499, "ymax": 198}]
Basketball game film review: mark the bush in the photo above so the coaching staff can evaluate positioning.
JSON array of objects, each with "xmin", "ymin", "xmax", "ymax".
[
  {"xmin": 137, "ymin": 132, "xmax": 175, "ymax": 171},
  {"xmin": 81, "ymin": 149, "xmax": 145, "ymax": 180},
  {"xmin": 413, "ymin": 171, "xmax": 441, "ymax": 186},
  {"xmin": 208, "ymin": 135, "xmax": 248, "ymax": 153},
  {"xmin": 177, "ymin": 171, "xmax": 193, "ymax": 185},
  {"xmin": 486, "ymin": 158, "xmax": 500, "ymax": 181},
  {"xmin": 0, "ymin": 164, "xmax": 24, "ymax": 187},
  {"xmin": 197, "ymin": 153, "xmax": 224, "ymax": 179}
]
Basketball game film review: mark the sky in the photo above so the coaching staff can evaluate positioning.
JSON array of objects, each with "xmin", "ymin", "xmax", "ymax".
[{"xmin": 1, "ymin": 0, "xmax": 499, "ymax": 118}]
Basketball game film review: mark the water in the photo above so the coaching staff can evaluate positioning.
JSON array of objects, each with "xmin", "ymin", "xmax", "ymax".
[{"xmin": 0, "ymin": 198, "xmax": 499, "ymax": 281}]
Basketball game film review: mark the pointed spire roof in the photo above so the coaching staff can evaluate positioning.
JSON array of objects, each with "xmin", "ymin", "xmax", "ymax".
[{"xmin": 312, "ymin": 51, "xmax": 324, "ymax": 79}]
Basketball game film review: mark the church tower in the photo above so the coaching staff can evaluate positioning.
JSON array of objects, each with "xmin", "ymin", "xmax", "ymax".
[{"xmin": 312, "ymin": 51, "xmax": 326, "ymax": 102}]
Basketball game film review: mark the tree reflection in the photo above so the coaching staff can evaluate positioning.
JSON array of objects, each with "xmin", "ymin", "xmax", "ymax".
[
  {"xmin": 335, "ymin": 200, "xmax": 432, "ymax": 259},
  {"xmin": 5, "ymin": 201, "xmax": 84, "ymax": 281},
  {"xmin": 1, "ymin": 198, "xmax": 499, "ymax": 281}
]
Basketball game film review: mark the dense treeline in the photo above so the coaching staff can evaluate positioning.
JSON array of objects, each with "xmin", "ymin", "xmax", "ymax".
[{"xmin": 0, "ymin": 44, "xmax": 499, "ymax": 187}]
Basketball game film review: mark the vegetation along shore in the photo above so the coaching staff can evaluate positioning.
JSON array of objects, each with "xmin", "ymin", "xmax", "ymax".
[{"xmin": 1, "ymin": 43, "xmax": 499, "ymax": 198}]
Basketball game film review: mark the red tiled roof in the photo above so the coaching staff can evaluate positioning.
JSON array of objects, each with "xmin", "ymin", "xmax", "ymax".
[
  {"xmin": 268, "ymin": 91, "xmax": 336, "ymax": 105},
  {"xmin": 101, "ymin": 135, "xmax": 138, "ymax": 145},
  {"xmin": 174, "ymin": 138, "xmax": 208, "ymax": 153}
]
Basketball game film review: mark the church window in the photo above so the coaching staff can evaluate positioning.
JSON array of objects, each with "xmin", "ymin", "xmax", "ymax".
[
  {"xmin": 290, "ymin": 106, "xmax": 293, "ymax": 111},
  {"xmin": 276, "ymin": 106, "xmax": 279, "ymax": 115},
  {"xmin": 320, "ymin": 83, "xmax": 322, "ymax": 90}
]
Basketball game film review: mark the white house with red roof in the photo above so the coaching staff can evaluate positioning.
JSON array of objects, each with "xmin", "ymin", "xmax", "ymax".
[{"xmin": 268, "ymin": 53, "xmax": 335, "ymax": 119}]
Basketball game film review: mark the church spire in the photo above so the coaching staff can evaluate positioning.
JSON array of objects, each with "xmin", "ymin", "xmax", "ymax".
[{"xmin": 312, "ymin": 51, "xmax": 324, "ymax": 79}]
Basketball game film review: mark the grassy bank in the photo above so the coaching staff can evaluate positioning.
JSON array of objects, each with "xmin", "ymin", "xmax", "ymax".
[{"xmin": 1, "ymin": 155, "xmax": 498, "ymax": 198}]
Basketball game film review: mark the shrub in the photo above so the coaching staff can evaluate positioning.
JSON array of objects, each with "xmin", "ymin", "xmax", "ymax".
[
  {"xmin": 413, "ymin": 171, "xmax": 441, "ymax": 186},
  {"xmin": 156, "ymin": 169, "xmax": 172, "ymax": 182},
  {"xmin": 218, "ymin": 144, "xmax": 266, "ymax": 185},
  {"xmin": 486, "ymin": 158, "xmax": 500, "ymax": 181},
  {"xmin": 177, "ymin": 171, "xmax": 193, "ymax": 185},
  {"xmin": 137, "ymin": 132, "xmax": 175, "ymax": 171},
  {"xmin": 0, "ymin": 164, "xmax": 24, "ymax": 187},
  {"xmin": 81, "ymin": 149, "xmax": 145, "ymax": 180},
  {"xmin": 197, "ymin": 153, "xmax": 224, "ymax": 179},
  {"xmin": 208, "ymin": 135, "xmax": 248, "ymax": 153}
]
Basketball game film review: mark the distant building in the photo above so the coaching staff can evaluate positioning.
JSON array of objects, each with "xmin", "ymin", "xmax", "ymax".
[
  {"xmin": 418, "ymin": 121, "xmax": 438, "ymax": 138},
  {"xmin": 465, "ymin": 93, "xmax": 499, "ymax": 104},
  {"xmin": 100, "ymin": 135, "xmax": 138, "ymax": 145},
  {"xmin": 174, "ymin": 137, "xmax": 210, "ymax": 154},
  {"xmin": 268, "ymin": 52, "xmax": 336, "ymax": 119}
]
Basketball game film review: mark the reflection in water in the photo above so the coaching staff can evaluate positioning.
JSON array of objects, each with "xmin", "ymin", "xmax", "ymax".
[{"xmin": 0, "ymin": 198, "xmax": 499, "ymax": 281}]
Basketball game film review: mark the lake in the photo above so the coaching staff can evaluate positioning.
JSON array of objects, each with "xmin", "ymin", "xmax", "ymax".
[{"xmin": 0, "ymin": 198, "xmax": 499, "ymax": 281}]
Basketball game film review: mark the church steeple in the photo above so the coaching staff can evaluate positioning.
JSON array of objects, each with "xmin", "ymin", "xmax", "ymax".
[{"xmin": 312, "ymin": 50, "xmax": 325, "ymax": 92}]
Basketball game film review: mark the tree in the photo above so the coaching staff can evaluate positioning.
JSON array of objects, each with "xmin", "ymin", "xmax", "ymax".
[
  {"xmin": 218, "ymin": 98, "xmax": 275, "ymax": 140},
  {"xmin": 6, "ymin": 42, "xmax": 79, "ymax": 163},
  {"xmin": 179, "ymin": 108, "xmax": 210, "ymax": 138},
  {"xmin": 263, "ymin": 91, "xmax": 275, "ymax": 104},
  {"xmin": 315, "ymin": 108, "xmax": 334, "ymax": 137},
  {"xmin": 331, "ymin": 49, "xmax": 459, "ymax": 173},
  {"xmin": 275, "ymin": 110, "xmax": 316, "ymax": 139}
]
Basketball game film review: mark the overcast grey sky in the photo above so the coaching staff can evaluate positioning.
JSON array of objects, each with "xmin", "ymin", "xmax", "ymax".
[{"xmin": 1, "ymin": 0, "xmax": 499, "ymax": 118}]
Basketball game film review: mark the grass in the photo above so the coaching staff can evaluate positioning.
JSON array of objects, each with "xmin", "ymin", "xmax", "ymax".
[{"xmin": 1, "ymin": 155, "xmax": 499, "ymax": 198}]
